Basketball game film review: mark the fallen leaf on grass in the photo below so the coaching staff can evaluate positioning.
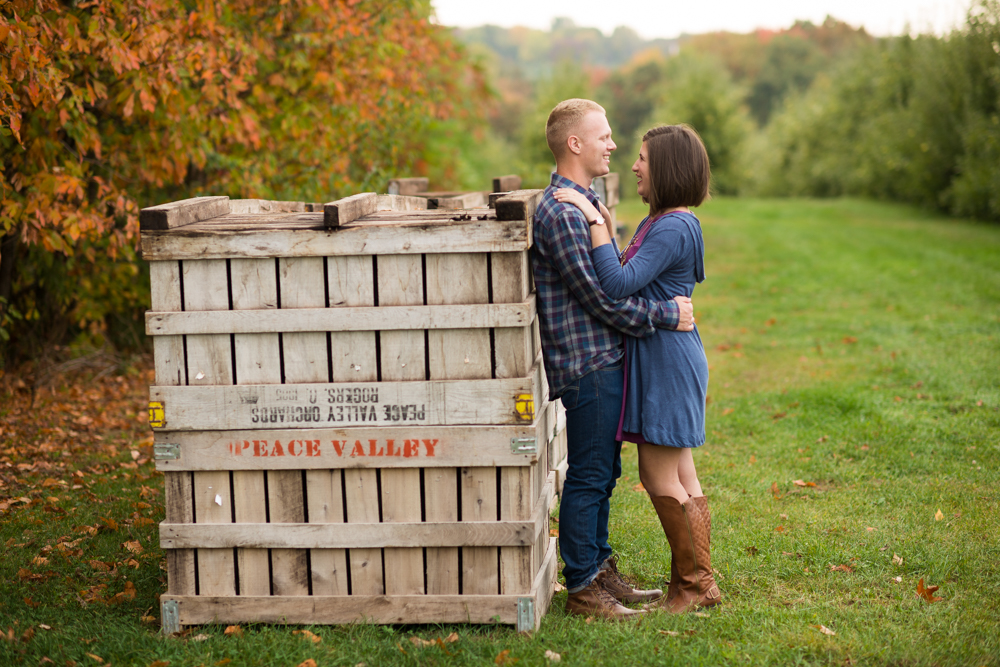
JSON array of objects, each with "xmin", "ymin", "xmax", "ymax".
[
  {"xmin": 892, "ymin": 554, "xmax": 903, "ymax": 566},
  {"xmin": 224, "ymin": 625, "xmax": 243, "ymax": 637},
  {"xmin": 32, "ymin": 556, "xmax": 48, "ymax": 566},
  {"xmin": 693, "ymin": 612, "xmax": 710, "ymax": 618},
  {"xmin": 771, "ymin": 482, "xmax": 782, "ymax": 499},
  {"xmin": 749, "ymin": 455, "xmax": 757, "ymax": 464},
  {"xmin": 632, "ymin": 482, "xmax": 645, "ymax": 492},
  {"xmin": 659, "ymin": 630, "xmax": 680, "ymax": 636},
  {"xmin": 792, "ymin": 480, "xmax": 816, "ymax": 487},
  {"xmin": 86, "ymin": 655, "xmax": 104, "ymax": 664},
  {"xmin": 39, "ymin": 624, "xmax": 51, "ymax": 631},
  {"xmin": 894, "ymin": 576, "xmax": 902, "ymax": 583},
  {"xmin": 544, "ymin": 649, "xmax": 561, "ymax": 661},
  {"xmin": 293, "ymin": 630, "xmax": 321, "ymax": 644},
  {"xmin": 917, "ymin": 579, "xmax": 942, "ymax": 603},
  {"xmin": 745, "ymin": 545, "xmax": 759, "ymax": 556},
  {"xmin": 549, "ymin": 528, "xmax": 559, "ymax": 538},
  {"xmin": 18, "ymin": 568, "xmax": 44, "ymax": 581},
  {"xmin": 775, "ymin": 525, "xmax": 785, "ymax": 533},
  {"xmin": 813, "ymin": 624, "xmax": 836, "ymax": 636},
  {"xmin": 553, "ymin": 582, "xmax": 565, "ymax": 592},
  {"xmin": 495, "ymin": 649, "xmax": 519, "ymax": 665},
  {"xmin": 842, "ymin": 337, "xmax": 857, "ymax": 345},
  {"xmin": 830, "ymin": 564, "xmax": 853, "ymax": 573},
  {"xmin": 191, "ymin": 634, "xmax": 210, "ymax": 641},
  {"xmin": 934, "ymin": 509, "xmax": 944, "ymax": 521},
  {"xmin": 148, "ymin": 661, "xmax": 170, "ymax": 667},
  {"xmin": 721, "ymin": 407, "xmax": 734, "ymax": 416},
  {"xmin": 89, "ymin": 560, "xmax": 113, "ymax": 572},
  {"xmin": 297, "ymin": 661, "xmax": 318, "ymax": 667},
  {"xmin": 123, "ymin": 539, "xmax": 143, "ymax": 554}
]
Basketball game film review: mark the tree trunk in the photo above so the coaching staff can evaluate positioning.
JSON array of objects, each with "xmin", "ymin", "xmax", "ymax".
[{"xmin": 0, "ymin": 229, "xmax": 20, "ymax": 311}]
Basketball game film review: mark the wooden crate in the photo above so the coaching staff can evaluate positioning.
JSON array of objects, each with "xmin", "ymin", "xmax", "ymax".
[{"xmin": 142, "ymin": 191, "xmax": 562, "ymax": 633}]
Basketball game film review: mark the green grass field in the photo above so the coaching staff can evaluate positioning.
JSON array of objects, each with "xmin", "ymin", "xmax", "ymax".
[{"xmin": 2, "ymin": 197, "xmax": 998, "ymax": 666}]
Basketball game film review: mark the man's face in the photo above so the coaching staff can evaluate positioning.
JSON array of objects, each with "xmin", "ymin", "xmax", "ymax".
[{"xmin": 572, "ymin": 111, "xmax": 616, "ymax": 179}]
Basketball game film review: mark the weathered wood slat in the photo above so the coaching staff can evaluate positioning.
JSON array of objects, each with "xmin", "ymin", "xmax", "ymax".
[
  {"xmin": 494, "ymin": 190, "xmax": 544, "ymax": 222},
  {"xmin": 140, "ymin": 196, "xmax": 230, "ymax": 231},
  {"xmin": 376, "ymin": 194, "xmax": 428, "ymax": 211},
  {"xmin": 427, "ymin": 191, "xmax": 489, "ymax": 210},
  {"xmin": 152, "ymin": 419, "xmax": 548, "ymax": 471},
  {"xmin": 160, "ymin": 538, "xmax": 557, "ymax": 628},
  {"xmin": 228, "ymin": 199, "xmax": 306, "ymax": 215},
  {"xmin": 386, "ymin": 177, "xmax": 429, "ymax": 195},
  {"xmin": 593, "ymin": 173, "xmax": 620, "ymax": 208},
  {"xmin": 492, "ymin": 175, "xmax": 522, "ymax": 193},
  {"xmin": 160, "ymin": 506, "xmax": 545, "ymax": 550},
  {"xmin": 140, "ymin": 216, "xmax": 531, "ymax": 260},
  {"xmin": 324, "ymin": 193, "xmax": 377, "ymax": 228},
  {"xmin": 146, "ymin": 298, "xmax": 535, "ymax": 336},
  {"xmin": 149, "ymin": 361, "xmax": 542, "ymax": 431}
]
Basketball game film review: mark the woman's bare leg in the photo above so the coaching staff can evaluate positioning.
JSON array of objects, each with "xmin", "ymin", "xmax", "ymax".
[
  {"xmin": 677, "ymin": 448, "xmax": 703, "ymax": 498},
  {"xmin": 637, "ymin": 443, "xmax": 688, "ymax": 502}
]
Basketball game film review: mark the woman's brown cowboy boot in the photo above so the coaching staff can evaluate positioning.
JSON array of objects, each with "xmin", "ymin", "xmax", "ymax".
[{"xmin": 646, "ymin": 495, "xmax": 721, "ymax": 613}]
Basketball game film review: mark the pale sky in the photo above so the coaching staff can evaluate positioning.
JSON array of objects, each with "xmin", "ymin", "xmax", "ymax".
[{"xmin": 431, "ymin": 0, "xmax": 972, "ymax": 38}]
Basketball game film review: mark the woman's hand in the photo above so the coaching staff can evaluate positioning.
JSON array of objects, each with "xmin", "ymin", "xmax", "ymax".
[{"xmin": 553, "ymin": 188, "xmax": 601, "ymax": 224}]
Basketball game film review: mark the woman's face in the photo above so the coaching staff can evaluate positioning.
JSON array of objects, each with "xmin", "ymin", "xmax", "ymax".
[{"xmin": 632, "ymin": 142, "xmax": 650, "ymax": 201}]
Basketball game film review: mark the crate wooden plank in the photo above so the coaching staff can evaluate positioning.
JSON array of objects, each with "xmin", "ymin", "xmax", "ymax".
[
  {"xmin": 152, "ymin": 422, "xmax": 547, "ymax": 471},
  {"xmin": 160, "ymin": 513, "xmax": 542, "ymax": 549},
  {"xmin": 150, "ymin": 261, "xmax": 185, "ymax": 387},
  {"xmin": 278, "ymin": 257, "xmax": 328, "ymax": 384},
  {"xmin": 229, "ymin": 258, "xmax": 280, "ymax": 597},
  {"xmin": 268, "ymin": 470, "xmax": 309, "ymax": 595},
  {"xmin": 425, "ymin": 253, "xmax": 491, "ymax": 381},
  {"xmin": 424, "ymin": 466, "xmax": 459, "ymax": 595},
  {"xmin": 376, "ymin": 254, "xmax": 425, "ymax": 382},
  {"xmin": 146, "ymin": 299, "xmax": 535, "ymax": 337},
  {"xmin": 164, "ymin": 471, "xmax": 195, "ymax": 596},
  {"xmin": 159, "ymin": 538, "xmax": 558, "ymax": 628},
  {"xmin": 141, "ymin": 196, "xmax": 230, "ymax": 231},
  {"xmin": 492, "ymin": 175, "xmax": 522, "ymax": 193},
  {"xmin": 305, "ymin": 470, "xmax": 349, "ymax": 595},
  {"xmin": 192, "ymin": 470, "xmax": 235, "ymax": 595},
  {"xmin": 593, "ymin": 173, "xmax": 620, "ymax": 208},
  {"xmin": 324, "ymin": 193, "xmax": 377, "ymax": 229},
  {"xmin": 381, "ymin": 469, "xmax": 424, "ymax": 595},
  {"xmin": 386, "ymin": 177, "xmax": 429, "ymax": 195},
  {"xmin": 428, "ymin": 191, "xmax": 489, "ymax": 210},
  {"xmin": 344, "ymin": 469, "xmax": 383, "ymax": 595},
  {"xmin": 182, "ymin": 260, "xmax": 232, "ymax": 386},
  {"xmin": 494, "ymin": 190, "xmax": 543, "ymax": 222},
  {"xmin": 327, "ymin": 255, "xmax": 378, "ymax": 384},
  {"xmin": 149, "ymin": 366, "xmax": 542, "ymax": 430},
  {"xmin": 140, "ymin": 216, "xmax": 531, "ymax": 261},
  {"xmin": 376, "ymin": 194, "xmax": 428, "ymax": 211},
  {"xmin": 499, "ymin": 466, "xmax": 532, "ymax": 595},
  {"xmin": 228, "ymin": 199, "xmax": 306, "ymax": 215},
  {"xmin": 461, "ymin": 467, "xmax": 499, "ymax": 595}
]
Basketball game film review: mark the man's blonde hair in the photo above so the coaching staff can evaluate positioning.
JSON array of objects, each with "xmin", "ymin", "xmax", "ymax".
[{"xmin": 545, "ymin": 98, "xmax": 606, "ymax": 159}]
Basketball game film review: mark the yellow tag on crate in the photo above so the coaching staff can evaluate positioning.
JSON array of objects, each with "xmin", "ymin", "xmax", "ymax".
[
  {"xmin": 514, "ymin": 394, "xmax": 534, "ymax": 421},
  {"xmin": 148, "ymin": 401, "xmax": 165, "ymax": 428}
]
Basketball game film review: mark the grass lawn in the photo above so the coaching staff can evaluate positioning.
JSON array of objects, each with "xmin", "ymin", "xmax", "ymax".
[{"xmin": 2, "ymin": 197, "xmax": 998, "ymax": 666}]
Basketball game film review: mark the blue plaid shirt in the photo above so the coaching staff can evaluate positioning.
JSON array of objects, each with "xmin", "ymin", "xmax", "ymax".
[{"xmin": 532, "ymin": 173, "xmax": 680, "ymax": 399}]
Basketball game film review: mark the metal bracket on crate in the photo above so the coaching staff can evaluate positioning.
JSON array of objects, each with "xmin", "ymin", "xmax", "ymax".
[
  {"xmin": 516, "ymin": 597, "xmax": 535, "ymax": 633},
  {"xmin": 161, "ymin": 599, "xmax": 180, "ymax": 635},
  {"xmin": 510, "ymin": 437, "xmax": 537, "ymax": 455},
  {"xmin": 154, "ymin": 443, "xmax": 181, "ymax": 461}
]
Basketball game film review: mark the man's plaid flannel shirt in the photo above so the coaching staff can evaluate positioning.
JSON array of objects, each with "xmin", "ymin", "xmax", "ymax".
[{"xmin": 531, "ymin": 172, "xmax": 680, "ymax": 399}]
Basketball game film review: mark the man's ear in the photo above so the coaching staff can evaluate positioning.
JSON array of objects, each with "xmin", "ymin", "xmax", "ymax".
[{"xmin": 567, "ymin": 134, "xmax": 582, "ymax": 156}]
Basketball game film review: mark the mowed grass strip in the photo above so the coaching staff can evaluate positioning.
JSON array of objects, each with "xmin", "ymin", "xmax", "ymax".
[{"xmin": 1, "ymin": 197, "xmax": 997, "ymax": 666}]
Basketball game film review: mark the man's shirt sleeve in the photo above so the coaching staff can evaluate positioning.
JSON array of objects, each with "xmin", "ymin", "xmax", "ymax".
[{"xmin": 541, "ymin": 206, "xmax": 679, "ymax": 335}]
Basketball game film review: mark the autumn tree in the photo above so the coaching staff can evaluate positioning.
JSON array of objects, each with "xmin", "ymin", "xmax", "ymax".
[{"xmin": 0, "ymin": 0, "xmax": 487, "ymax": 364}]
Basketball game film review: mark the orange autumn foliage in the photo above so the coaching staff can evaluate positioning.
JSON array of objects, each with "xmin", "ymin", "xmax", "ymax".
[{"xmin": 0, "ymin": 0, "xmax": 487, "ymax": 358}]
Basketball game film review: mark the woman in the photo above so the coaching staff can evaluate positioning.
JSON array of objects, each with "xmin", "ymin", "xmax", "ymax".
[{"xmin": 553, "ymin": 124, "xmax": 721, "ymax": 613}]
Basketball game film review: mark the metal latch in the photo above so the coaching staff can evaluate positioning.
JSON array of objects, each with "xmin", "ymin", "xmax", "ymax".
[
  {"xmin": 510, "ymin": 437, "xmax": 537, "ymax": 455},
  {"xmin": 154, "ymin": 443, "xmax": 181, "ymax": 461},
  {"xmin": 161, "ymin": 599, "xmax": 180, "ymax": 635},
  {"xmin": 516, "ymin": 597, "xmax": 535, "ymax": 633}
]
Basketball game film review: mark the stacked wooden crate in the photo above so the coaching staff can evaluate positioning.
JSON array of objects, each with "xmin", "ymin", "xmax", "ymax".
[{"xmin": 141, "ymin": 191, "xmax": 561, "ymax": 633}]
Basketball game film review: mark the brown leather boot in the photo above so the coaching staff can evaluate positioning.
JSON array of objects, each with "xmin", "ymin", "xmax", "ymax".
[
  {"xmin": 565, "ymin": 570, "xmax": 647, "ymax": 619},
  {"xmin": 646, "ymin": 495, "xmax": 721, "ymax": 613},
  {"xmin": 600, "ymin": 554, "xmax": 663, "ymax": 604}
]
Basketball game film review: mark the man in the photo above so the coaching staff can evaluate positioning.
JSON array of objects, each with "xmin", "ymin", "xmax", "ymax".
[{"xmin": 531, "ymin": 99, "xmax": 695, "ymax": 619}]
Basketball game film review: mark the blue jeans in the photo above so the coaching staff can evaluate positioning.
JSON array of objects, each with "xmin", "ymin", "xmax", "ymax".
[{"xmin": 558, "ymin": 361, "xmax": 624, "ymax": 591}]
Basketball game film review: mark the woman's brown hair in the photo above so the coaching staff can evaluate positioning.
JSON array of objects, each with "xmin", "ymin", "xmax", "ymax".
[{"xmin": 642, "ymin": 124, "xmax": 711, "ymax": 213}]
